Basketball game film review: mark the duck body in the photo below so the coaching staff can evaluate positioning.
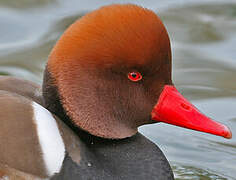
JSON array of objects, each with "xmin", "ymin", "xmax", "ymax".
[
  {"xmin": 0, "ymin": 77, "xmax": 80, "ymax": 179},
  {"xmin": 0, "ymin": 4, "xmax": 231, "ymax": 180},
  {"xmin": 0, "ymin": 77, "xmax": 173, "ymax": 180}
]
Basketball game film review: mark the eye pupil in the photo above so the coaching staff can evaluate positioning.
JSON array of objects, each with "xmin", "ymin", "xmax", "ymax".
[{"xmin": 131, "ymin": 73, "xmax": 137, "ymax": 78}]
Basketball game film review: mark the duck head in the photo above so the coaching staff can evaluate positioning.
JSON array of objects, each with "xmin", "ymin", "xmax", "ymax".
[{"xmin": 43, "ymin": 4, "xmax": 231, "ymax": 139}]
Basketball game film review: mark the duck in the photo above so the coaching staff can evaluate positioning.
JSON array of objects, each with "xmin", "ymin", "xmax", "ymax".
[{"xmin": 0, "ymin": 4, "xmax": 232, "ymax": 180}]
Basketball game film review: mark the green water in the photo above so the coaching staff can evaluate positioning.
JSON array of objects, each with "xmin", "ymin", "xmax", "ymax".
[{"xmin": 0, "ymin": 0, "xmax": 235, "ymax": 179}]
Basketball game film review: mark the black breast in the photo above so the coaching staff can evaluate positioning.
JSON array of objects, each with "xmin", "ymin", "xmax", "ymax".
[{"xmin": 51, "ymin": 132, "xmax": 174, "ymax": 180}]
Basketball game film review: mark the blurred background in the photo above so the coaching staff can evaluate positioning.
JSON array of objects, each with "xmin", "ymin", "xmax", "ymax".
[{"xmin": 0, "ymin": 0, "xmax": 235, "ymax": 179}]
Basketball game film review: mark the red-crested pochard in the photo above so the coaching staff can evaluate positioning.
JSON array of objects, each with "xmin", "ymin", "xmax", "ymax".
[{"xmin": 0, "ymin": 4, "xmax": 232, "ymax": 180}]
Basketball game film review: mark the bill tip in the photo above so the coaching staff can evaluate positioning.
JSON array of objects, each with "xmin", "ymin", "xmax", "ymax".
[{"xmin": 222, "ymin": 125, "xmax": 232, "ymax": 139}]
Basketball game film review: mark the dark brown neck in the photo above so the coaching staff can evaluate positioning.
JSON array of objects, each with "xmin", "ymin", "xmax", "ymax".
[
  {"xmin": 42, "ymin": 67, "xmax": 70, "ymax": 127},
  {"xmin": 42, "ymin": 67, "xmax": 106, "ymax": 140}
]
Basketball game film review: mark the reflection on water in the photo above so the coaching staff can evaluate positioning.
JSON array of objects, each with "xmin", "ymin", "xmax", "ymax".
[
  {"xmin": 0, "ymin": 0, "xmax": 235, "ymax": 179},
  {"xmin": 173, "ymin": 163, "xmax": 228, "ymax": 180}
]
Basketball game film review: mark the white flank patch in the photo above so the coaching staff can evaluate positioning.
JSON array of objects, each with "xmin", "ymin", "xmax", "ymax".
[{"xmin": 32, "ymin": 102, "xmax": 65, "ymax": 177}]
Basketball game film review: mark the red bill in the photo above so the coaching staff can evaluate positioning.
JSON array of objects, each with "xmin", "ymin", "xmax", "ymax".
[{"xmin": 151, "ymin": 85, "xmax": 232, "ymax": 139}]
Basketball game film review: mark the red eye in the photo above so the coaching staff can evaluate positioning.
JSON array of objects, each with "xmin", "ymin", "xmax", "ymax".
[{"xmin": 128, "ymin": 72, "xmax": 142, "ymax": 82}]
